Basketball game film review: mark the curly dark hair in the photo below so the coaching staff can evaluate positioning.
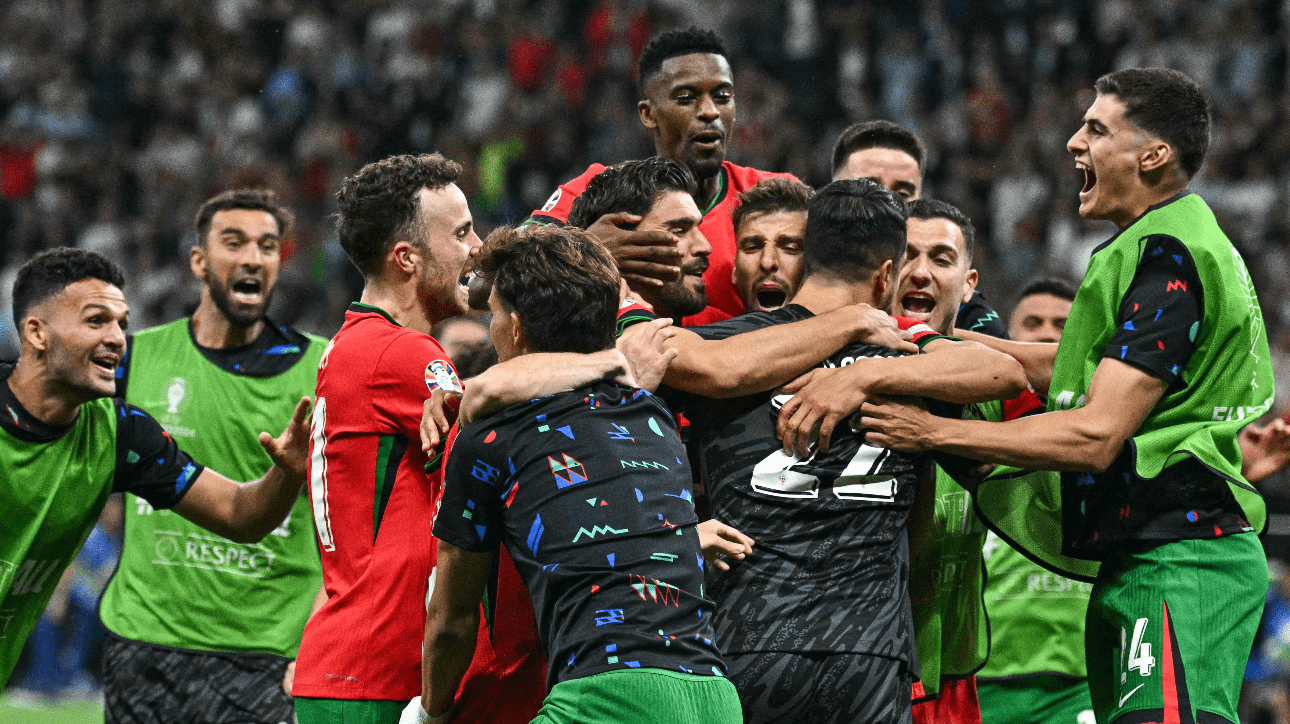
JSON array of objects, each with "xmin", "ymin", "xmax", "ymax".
[
  {"xmin": 731, "ymin": 178, "xmax": 814, "ymax": 234},
  {"xmin": 1095, "ymin": 68, "xmax": 1210, "ymax": 179},
  {"xmin": 13, "ymin": 248, "xmax": 126, "ymax": 326},
  {"xmin": 336, "ymin": 153, "xmax": 463, "ymax": 275},
  {"xmin": 907, "ymin": 198, "xmax": 976, "ymax": 262},
  {"xmin": 637, "ymin": 26, "xmax": 728, "ymax": 97},
  {"xmin": 831, "ymin": 120, "xmax": 926, "ymax": 176},
  {"xmin": 195, "ymin": 188, "xmax": 294, "ymax": 247},
  {"xmin": 476, "ymin": 225, "xmax": 620, "ymax": 354},
  {"xmin": 567, "ymin": 157, "xmax": 697, "ymax": 230}
]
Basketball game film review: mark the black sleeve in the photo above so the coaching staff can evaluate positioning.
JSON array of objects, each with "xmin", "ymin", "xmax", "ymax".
[
  {"xmin": 686, "ymin": 311, "xmax": 777, "ymax": 342},
  {"xmin": 112, "ymin": 400, "xmax": 204, "ymax": 509},
  {"xmin": 113, "ymin": 334, "xmax": 134, "ymax": 398},
  {"xmin": 955, "ymin": 290, "xmax": 1009, "ymax": 340},
  {"xmin": 434, "ymin": 424, "xmax": 506, "ymax": 553},
  {"xmin": 1103, "ymin": 235, "xmax": 1204, "ymax": 385}
]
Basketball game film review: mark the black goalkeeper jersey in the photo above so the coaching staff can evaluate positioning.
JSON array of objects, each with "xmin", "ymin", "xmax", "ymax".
[{"xmin": 680, "ymin": 305, "xmax": 938, "ymax": 663}]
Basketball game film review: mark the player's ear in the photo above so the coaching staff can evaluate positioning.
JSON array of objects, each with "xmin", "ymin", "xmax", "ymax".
[
  {"xmin": 510, "ymin": 311, "xmax": 530, "ymax": 355},
  {"xmin": 962, "ymin": 268, "xmax": 979, "ymax": 304},
  {"xmin": 873, "ymin": 258, "xmax": 896, "ymax": 301},
  {"xmin": 190, "ymin": 241, "xmax": 207, "ymax": 281},
  {"xmin": 1139, "ymin": 139, "xmax": 1173, "ymax": 175},
  {"xmin": 390, "ymin": 241, "xmax": 419, "ymax": 277},
  {"xmin": 638, "ymin": 100, "xmax": 657, "ymax": 132},
  {"xmin": 20, "ymin": 313, "xmax": 50, "ymax": 354}
]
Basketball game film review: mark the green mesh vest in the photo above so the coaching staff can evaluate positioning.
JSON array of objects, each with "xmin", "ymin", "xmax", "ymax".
[
  {"xmin": 1, "ymin": 398, "xmax": 117, "ymax": 685},
  {"xmin": 99, "ymin": 319, "xmax": 325, "ymax": 657},
  {"xmin": 976, "ymin": 193, "xmax": 1273, "ymax": 581}
]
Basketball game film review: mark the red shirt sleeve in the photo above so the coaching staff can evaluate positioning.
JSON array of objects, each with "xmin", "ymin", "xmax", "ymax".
[
  {"xmin": 1001, "ymin": 387, "xmax": 1045, "ymax": 421},
  {"xmin": 371, "ymin": 331, "xmax": 460, "ymax": 436},
  {"xmin": 526, "ymin": 164, "xmax": 607, "ymax": 224},
  {"xmin": 892, "ymin": 316, "xmax": 947, "ymax": 347}
]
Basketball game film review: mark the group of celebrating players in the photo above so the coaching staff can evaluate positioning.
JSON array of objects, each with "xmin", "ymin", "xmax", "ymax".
[{"xmin": 3, "ymin": 24, "xmax": 1289, "ymax": 724}]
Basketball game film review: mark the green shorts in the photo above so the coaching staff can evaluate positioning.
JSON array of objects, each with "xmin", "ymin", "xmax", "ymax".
[
  {"xmin": 976, "ymin": 675, "xmax": 1094, "ymax": 724},
  {"xmin": 295, "ymin": 696, "xmax": 406, "ymax": 724},
  {"xmin": 532, "ymin": 668, "xmax": 742, "ymax": 724},
  {"xmin": 1085, "ymin": 533, "xmax": 1266, "ymax": 724}
]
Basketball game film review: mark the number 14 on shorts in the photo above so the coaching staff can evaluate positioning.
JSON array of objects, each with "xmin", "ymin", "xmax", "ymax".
[{"xmin": 1121, "ymin": 617, "xmax": 1156, "ymax": 684}]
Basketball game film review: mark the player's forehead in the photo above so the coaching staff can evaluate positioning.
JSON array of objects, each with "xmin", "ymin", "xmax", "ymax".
[
  {"xmin": 650, "ymin": 53, "xmax": 733, "ymax": 96},
  {"xmin": 418, "ymin": 183, "xmax": 472, "ymax": 233},
  {"xmin": 906, "ymin": 217, "xmax": 966, "ymax": 257},
  {"xmin": 836, "ymin": 147, "xmax": 920, "ymax": 184},
  {"xmin": 1014, "ymin": 293, "xmax": 1072, "ymax": 318},
  {"xmin": 52, "ymin": 279, "xmax": 129, "ymax": 317},
  {"xmin": 1083, "ymin": 93, "xmax": 1130, "ymax": 130},
  {"xmin": 640, "ymin": 190, "xmax": 701, "ymax": 228},
  {"xmin": 737, "ymin": 210, "xmax": 806, "ymax": 242},
  {"xmin": 208, "ymin": 208, "xmax": 280, "ymax": 240}
]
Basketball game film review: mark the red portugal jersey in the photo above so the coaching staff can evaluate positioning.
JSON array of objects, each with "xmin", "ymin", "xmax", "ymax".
[
  {"xmin": 529, "ymin": 160, "xmax": 797, "ymax": 326},
  {"xmin": 294, "ymin": 302, "xmax": 459, "ymax": 701}
]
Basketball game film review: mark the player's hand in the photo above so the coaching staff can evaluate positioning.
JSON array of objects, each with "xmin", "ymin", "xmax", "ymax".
[
  {"xmin": 842, "ymin": 304, "xmax": 917, "ymax": 354},
  {"xmin": 1240, "ymin": 416, "xmax": 1290, "ymax": 483},
  {"xmin": 859, "ymin": 396, "xmax": 936, "ymax": 452},
  {"xmin": 259, "ymin": 397, "xmax": 312, "ymax": 481},
  {"xmin": 777, "ymin": 365, "xmax": 871, "ymax": 457},
  {"xmin": 616, "ymin": 317, "xmax": 679, "ymax": 392},
  {"xmin": 698, "ymin": 519, "xmax": 755, "ymax": 572},
  {"xmin": 421, "ymin": 390, "xmax": 462, "ymax": 452},
  {"xmin": 587, "ymin": 211, "xmax": 682, "ymax": 288},
  {"xmin": 282, "ymin": 660, "xmax": 296, "ymax": 695}
]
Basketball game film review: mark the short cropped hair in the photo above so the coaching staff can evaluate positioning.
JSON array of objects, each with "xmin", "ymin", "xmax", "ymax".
[
  {"xmin": 804, "ymin": 179, "xmax": 907, "ymax": 280},
  {"xmin": 907, "ymin": 199, "xmax": 976, "ymax": 262},
  {"xmin": 1094, "ymin": 68, "xmax": 1210, "ymax": 179},
  {"xmin": 13, "ymin": 248, "xmax": 126, "ymax": 326},
  {"xmin": 831, "ymin": 120, "xmax": 926, "ymax": 176},
  {"xmin": 567, "ymin": 157, "xmax": 698, "ymax": 230},
  {"xmin": 638, "ymin": 27, "xmax": 728, "ymax": 96},
  {"xmin": 336, "ymin": 153, "xmax": 462, "ymax": 275},
  {"xmin": 731, "ymin": 178, "xmax": 814, "ymax": 235},
  {"xmin": 195, "ymin": 189, "xmax": 294, "ymax": 247},
  {"xmin": 476, "ymin": 225, "xmax": 620, "ymax": 354},
  {"xmin": 1017, "ymin": 276, "xmax": 1078, "ymax": 304}
]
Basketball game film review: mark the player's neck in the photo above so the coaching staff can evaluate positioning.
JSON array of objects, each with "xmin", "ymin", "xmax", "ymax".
[
  {"xmin": 190, "ymin": 294, "xmax": 264, "ymax": 350},
  {"xmin": 694, "ymin": 173, "xmax": 721, "ymax": 212},
  {"xmin": 6, "ymin": 358, "xmax": 83, "ymax": 426},
  {"xmin": 790, "ymin": 276, "xmax": 878, "ymax": 316},
  {"xmin": 358, "ymin": 282, "xmax": 434, "ymax": 335},
  {"xmin": 1111, "ymin": 179, "xmax": 1189, "ymax": 229}
]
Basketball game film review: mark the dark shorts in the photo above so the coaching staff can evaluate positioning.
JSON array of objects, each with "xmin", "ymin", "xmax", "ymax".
[
  {"xmin": 103, "ymin": 633, "xmax": 295, "ymax": 724},
  {"xmin": 725, "ymin": 651, "xmax": 913, "ymax": 724}
]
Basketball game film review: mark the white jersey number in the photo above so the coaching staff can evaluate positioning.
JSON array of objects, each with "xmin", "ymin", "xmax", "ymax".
[{"xmin": 309, "ymin": 397, "xmax": 336, "ymax": 551}]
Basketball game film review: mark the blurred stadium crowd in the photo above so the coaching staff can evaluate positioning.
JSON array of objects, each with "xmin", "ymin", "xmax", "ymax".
[{"xmin": 6, "ymin": 0, "xmax": 1290, "ymax": 718}]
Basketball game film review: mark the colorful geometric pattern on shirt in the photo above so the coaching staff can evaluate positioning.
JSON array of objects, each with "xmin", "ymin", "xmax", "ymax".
[
  {"xmin": 955, "ymin": 290, "xmax": 1010, "ymax": 340},
  {"xmin": 1103, "ymin": 235, "xmax": 1204, "ymax": 386},
  {"xmin": 435, "ymin": 381, "xmax": 726, "ymax": 690},
  {"xmin": 680, "ymin": 305, "xmax": 929, "ymax": 660}
]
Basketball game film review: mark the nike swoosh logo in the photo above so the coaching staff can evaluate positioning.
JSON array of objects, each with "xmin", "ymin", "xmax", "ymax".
[{"xmin": 1118, "ymin": 683, "xmax": 1145, "ymax": 708}]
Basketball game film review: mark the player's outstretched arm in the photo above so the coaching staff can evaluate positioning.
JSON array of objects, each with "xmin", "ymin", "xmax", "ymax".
[
  {"xmin": 453, "ymin": 317, "xmax": 678, "ymax": 426},
  {"xmin": 171, "ymin": 397, "xmax": 312, "ymax": 543},
  {"xmin": 860, "ymin": 358, "xmax": 1167, "ymax": 472},
  {"xmin": 421, "ymin": 541, "xmax": 491, "ymax": 723},
  {"xmin": 776, "ymin": 337, "xmax": 1026, "ymax": 456},
  {"xmin": 953, "ymin": 328, "xmax": 1057, "ymax": 394},
  {"xmin": 659, "ymin": 303, "xmax": 918, "ymax": 399}
]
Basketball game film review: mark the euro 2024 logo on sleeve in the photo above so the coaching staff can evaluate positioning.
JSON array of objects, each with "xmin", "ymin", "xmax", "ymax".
[
  {"xmin": 425, "ymin": 360, "xmax": 463, "ymax": 394},
  {"xmin": 540, "ymin": 189, "xmax": 562, "ymax": 213}
]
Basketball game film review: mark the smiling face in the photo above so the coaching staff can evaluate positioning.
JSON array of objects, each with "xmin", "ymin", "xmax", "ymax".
[
  {"xmin": 639, "ymin": 53, "xmax": 735, "ymax": 181},
  {"xmin": 193, "ymin": 208, "xmax": 282, "ymax": 327},
  {"xmin": 637, "ymin": 190, "xmax": 711, "ymax": 318},
  {"xmin": 733, "ymin": 210, "xmax": 806, "ymax": 312},
  {"xmin": 27, "ymin": 279, "xmax": 129, "ymax": 400},
  {"xmin": 894, "ymin": 217, "xmax": 977, "ymax": 335},
  {"xmin": 834, "ymin": 147, "xmax": 922, "ymax": 201},
  {"xmin": 1067, "ymin": 93, "xmax": 1158, "ymax": 227},
  {"xmin": 1009, "ymin": 293, "xmax": 1072, "ymax": 343},
  {"xmin": 413, "ymin": 184, "xmax": 482, "ymax": 324}
]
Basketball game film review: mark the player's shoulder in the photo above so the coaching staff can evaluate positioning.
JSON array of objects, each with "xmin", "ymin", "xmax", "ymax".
[
  {"xmin": 130, "ymin": 317, "xmax": 188, "ymax": 342},
  {"xmin": 690, "ymin": 304, "xmax": 809, "ymax": 340},
  {"xmin": 564, "ymin": 162, "xmax": 610, "ymax": 191},
  {"xmin": 724, "ymin": 161, "xmax": 799, "ymax": 191}
]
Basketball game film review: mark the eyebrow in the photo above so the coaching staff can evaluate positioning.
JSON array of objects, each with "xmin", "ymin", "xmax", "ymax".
[
  {"xmin": 671, "ymin": 81, "xmax": 734, "ymax": 94},
  {"xmin": 1084, "ymin": 117, "xmax": 1109, "ymax": 133},
  {"xmin": 82, "ymin": 303, "xmax": 126, "ymax": 318},
  {"xmin": 662, "ymin": 217, "xmax": 698, "ymax": 228},
  {"xmin": 220, "ymin": 228, "xmax": 280, "ymax": 240},
  {"xmin": 893, "ymin": 181, "xmax": 918, "ymax": 193}
]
